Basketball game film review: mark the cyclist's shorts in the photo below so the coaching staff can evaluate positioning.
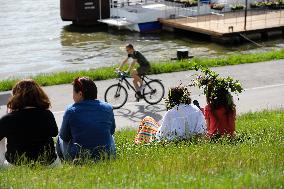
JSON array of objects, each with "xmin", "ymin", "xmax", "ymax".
[{"xmin": 137, "ymin": 65, "xmax": 150, "ymax": 76}]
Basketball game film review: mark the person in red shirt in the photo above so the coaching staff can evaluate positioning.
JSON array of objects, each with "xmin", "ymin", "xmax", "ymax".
[{"xmin": 204, "ymin": 88, "xmax": 236, "ymax": 138}]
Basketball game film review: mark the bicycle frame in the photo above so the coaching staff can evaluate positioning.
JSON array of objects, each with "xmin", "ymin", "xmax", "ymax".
[{"xmin": 116, "ymin": 73, "xmax": 153, "ymax": 93}]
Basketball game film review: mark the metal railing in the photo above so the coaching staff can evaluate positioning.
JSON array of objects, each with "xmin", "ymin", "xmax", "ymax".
[{"xmin": 175, "ymin": 9, "xmax": 284, "ymax": 33}]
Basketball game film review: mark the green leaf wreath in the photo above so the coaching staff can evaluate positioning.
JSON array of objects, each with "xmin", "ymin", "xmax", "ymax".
[
  {"xmin": 190, "ymin": 65, "xmax": 244, "ymax": 108},
  {"xmin": 165, "ymin": 85, "xmax": 192, "ymax": 110}
]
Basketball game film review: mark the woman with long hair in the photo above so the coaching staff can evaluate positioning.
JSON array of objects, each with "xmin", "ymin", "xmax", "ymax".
[
  {"xmin": 191, "ymin": 66, "xmax": 242, "ymax": 138},
  {"xmin": 205, "ymin": 87, "xmax": 236, "ymax": 138},
  {"xmin": 0, "ymin": 79, "xmax": 59, "ymax": 166}
]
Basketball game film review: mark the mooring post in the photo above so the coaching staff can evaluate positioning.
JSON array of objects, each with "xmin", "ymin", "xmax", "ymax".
[
  {"xmin": 197, "ymin": 0, "xmax": 200, "ymax": 15},
  {"xmin": 244, "ymin": 0, "xmax": 248, "ymax": 30},
  {"xmin": 99, "ymin": 0, "xmax": 102, "ymax": 20}
]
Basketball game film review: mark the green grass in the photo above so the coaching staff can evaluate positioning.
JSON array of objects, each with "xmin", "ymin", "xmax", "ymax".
[
  {"xmin": 0, "ymin": 49, "xmax": 284, "ymax": 92},
  {"xmin": 0, "ymin": 110, "xmax": 283, "ymax": 189}
]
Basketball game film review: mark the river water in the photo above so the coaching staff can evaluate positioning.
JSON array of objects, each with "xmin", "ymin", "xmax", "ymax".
[{"xmin": 1, "ymin": 0, "xmax": 284, "ymax": 79}]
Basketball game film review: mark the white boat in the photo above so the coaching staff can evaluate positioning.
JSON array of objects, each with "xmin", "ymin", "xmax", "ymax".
[{"xmin": 99, "ymin": 0, "xmax": 217, "ymax": 32}]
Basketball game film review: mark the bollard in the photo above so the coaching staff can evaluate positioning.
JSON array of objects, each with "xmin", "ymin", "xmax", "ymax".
[{"xmin": 177, "ymin": 49, "xmax": 189, "ymax": 60}]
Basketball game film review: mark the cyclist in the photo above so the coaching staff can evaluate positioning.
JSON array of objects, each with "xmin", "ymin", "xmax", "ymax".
[{"xmin": 117, "ymin": 44, "xmax": 151, "ymax": 98}]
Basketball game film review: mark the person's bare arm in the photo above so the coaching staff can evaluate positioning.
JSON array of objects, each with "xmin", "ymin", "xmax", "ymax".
[
  {"xmin": 117, "ymin": 58, "xmax": 129, "ymax": 71},
  {"xmin": 126, "ymin": 60, "xmax": 137, "ymax": 73}
]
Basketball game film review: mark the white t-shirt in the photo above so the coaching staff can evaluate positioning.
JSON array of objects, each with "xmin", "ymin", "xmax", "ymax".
[{"xmin": 156, "ymin": 104, "xmax": 206, "ymax": 141}]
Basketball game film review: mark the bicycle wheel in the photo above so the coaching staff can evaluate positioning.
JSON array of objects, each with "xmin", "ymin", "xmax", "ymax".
[
  {"xmin": 143, "ymin": 80, "xmax": 165, "ymax": 105},
  {"xmin": 104, "ymin": 84, "xmax": 128, "ymax": 109}
]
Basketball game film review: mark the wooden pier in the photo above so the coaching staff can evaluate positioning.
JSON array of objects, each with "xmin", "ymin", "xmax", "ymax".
[{"xmin": 159, "ymin": 9, "xmax": 284, "ymax": 38}]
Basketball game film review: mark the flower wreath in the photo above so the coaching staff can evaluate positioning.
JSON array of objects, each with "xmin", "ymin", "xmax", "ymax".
[{"xmin": 189, "ymin": 65, "xmax": 244, "ymax": 107}]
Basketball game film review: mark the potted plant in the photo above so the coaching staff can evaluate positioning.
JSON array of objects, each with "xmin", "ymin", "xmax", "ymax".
[
  {"xmin": 255, "ymin": 1, "xmax": 266, "ymax": 8},
  {"xmin": 231, "ymin": 4, "xmax": 245, "ymax": 10},
  {"xmin": 189, "ymin": 0, "xmax": 198, "ymax": 7},
  {"xmin": 210, "ymin": 3, "xmax": 225, "ymax": 10},
  {"xmin": 279, "ymin": 0, "xmax": 284, "ymax": 7},
  {"xmin": 264, "ymin": 1, "xmax": 273, "ymax": 8},
  {"xmin": 268, "ymin": 0, "xmax": 284, "ymax": 9},
  {"xmin": 270, "ymin": 1, "xmax": 280, "ymax": 9},
  {"xmin": 179, "ymin": 0, "xmax": 196, "ymax": 7},
  {"xmin": 250, "ymin": 1, "xmax": 259, "ymax": 8}
]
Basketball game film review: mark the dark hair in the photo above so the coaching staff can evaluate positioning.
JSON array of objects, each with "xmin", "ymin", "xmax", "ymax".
[
  {"xmin": 73, "ymin": 77, "xmax": 97, "ymax": 100},
  {"xmin": 165, "ymin": 86, "xmax": 191, "ymax": 110},
  {"xmin": 206, "ymin": 87, "xmax": 235, "ymax": 114},
  {"xmin": 7, "ymin": 79, "xmax": 51, "ymax": 111},
  {"xmin": 126, "ymin": 44, "xmax": 134, "ymax": 49}
]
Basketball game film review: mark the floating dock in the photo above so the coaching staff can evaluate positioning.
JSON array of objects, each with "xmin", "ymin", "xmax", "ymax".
[{"xmin": 159, "ymin": 9, "xmax": 284, "ymax": 38}]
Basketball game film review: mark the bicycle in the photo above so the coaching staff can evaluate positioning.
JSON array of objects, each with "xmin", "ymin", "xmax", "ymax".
[{"xmin": 104, "ymin": 71, "xmax": 165, "ymax": 109}]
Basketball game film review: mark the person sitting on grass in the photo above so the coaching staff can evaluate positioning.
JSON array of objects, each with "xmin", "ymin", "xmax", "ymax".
[
  {"xmin": 117, "ymin": 44, "xmax": 151, "ymax": 99},
  {"xmin": 204, "ymin": 87, "xmax": 236, "ymax": 138},
  {"xmin": 135, "ymin": 86, "xmax": 206, "ymax": 144},
  {"xmin": 191, "ymin": 65, "xmax": 243, "ymax": 138},
  {"xmin": 0, "ymin": 79, "xmax": 60, "ymax": 167},
  {"xmin": 57, "ymin": 77, "xmax": 116, "ymax": 162}
]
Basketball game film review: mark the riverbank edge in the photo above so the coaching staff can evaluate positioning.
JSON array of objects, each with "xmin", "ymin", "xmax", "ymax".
[{"xmin": 1, "ymin": 49, "xmax": 284, "ymax": 92}]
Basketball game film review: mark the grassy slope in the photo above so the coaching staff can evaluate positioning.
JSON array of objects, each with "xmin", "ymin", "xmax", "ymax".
[
  {"xmin": 0, "ymin": 110, "xmax": 283, "ymax": 189},
  {"xmin": 0, "ymin": 49, "xmax": 284, "ymax": 92}
]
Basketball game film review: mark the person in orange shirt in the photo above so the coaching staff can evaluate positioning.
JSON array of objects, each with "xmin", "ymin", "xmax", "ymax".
[{"xmin": 204, "ymin": 88, "xmax": 236, "ymax": 138}]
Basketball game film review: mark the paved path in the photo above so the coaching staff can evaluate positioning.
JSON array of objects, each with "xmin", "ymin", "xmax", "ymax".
[{"xmin": 0, "ymin": 60, "xmax": 283, "ymax": 130}]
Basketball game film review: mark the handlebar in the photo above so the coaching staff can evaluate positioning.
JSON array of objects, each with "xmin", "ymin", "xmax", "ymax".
[{"xmin": 115, "ymin": 70, "xmax": 130, "ymax": 78}]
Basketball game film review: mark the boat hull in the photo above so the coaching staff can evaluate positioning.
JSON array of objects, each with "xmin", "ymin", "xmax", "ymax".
[{"xmin": 138, "ymin": 21, "xmax": 162, "ymax": 32}]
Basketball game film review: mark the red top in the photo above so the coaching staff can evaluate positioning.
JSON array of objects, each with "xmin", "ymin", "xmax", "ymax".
[{"xmin": 204, "ymin": 105, "xmax": 236, "ymax": 137}]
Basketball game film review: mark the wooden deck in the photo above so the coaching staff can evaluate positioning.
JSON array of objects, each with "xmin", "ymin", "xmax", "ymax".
[{"xmin": 159, "ymin": 10, "xmax": 284, "ymax": 37}]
